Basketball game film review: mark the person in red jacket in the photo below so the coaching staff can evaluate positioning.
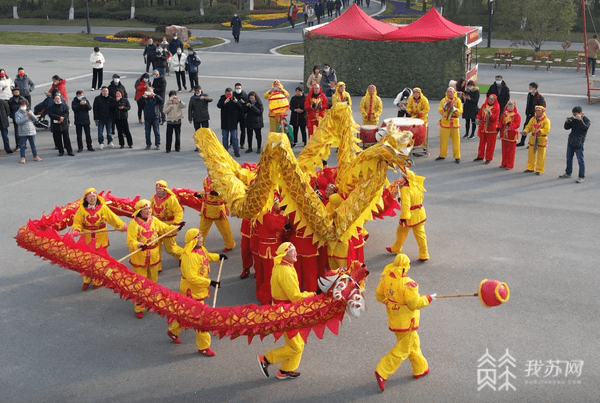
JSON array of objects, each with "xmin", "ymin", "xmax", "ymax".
[
  {"xmin": 474, "ymin": 94, "xmax": 501, "ymax": 164},
  {"xmin": 47, "ymin": 75, "xmax": 68, "ymax": 103},
  {"xmin": 304, "ymin": 83, "xmax": 328, "ymax": 137},
  {"xmin": 255, "ymin": 200, "xmax": 288, "ymax": 304},
  {"xmin": 498, "ymin": 100, "xmax": 522, "ymax": 170},
  {"xmin": 239, "ymin": 218, "xmax": 254, "ymax": 279},
  {"xmin": 134, "ymin": 73, "xmax": 151, "ymax": 123},
  {"xmin": 288, "ymin": 211, "xmax": 320, "ymax": 292}
]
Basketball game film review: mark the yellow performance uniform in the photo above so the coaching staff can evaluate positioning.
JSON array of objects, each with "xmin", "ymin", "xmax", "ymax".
[
  {"xmin": 264, "ymin": 85, "xmax": 290, "ymax": 133},
  {"xmin": 390, "ymin": 170, "xmax": 429, "ymax": 261},
  {"xmin": 406, "ymin": 92, "xmax": 430, "ymax": 148},
  {"xmin": 523, "ymin": 113, "xmax": 551, "ymax": 174},
  {"xmin": 437, "ymin": 93, "xmax": 463, "ymax": 159},
  {"xmin": 359, "ymin": 86, "xmax": 383, "ymax": 126},
  {"xmin": 376, "ymin": 255, "xmax": 431, "ymax": 380},
  {"xmin": 266, "ymin": 246, "xmax": 315, "ymax": 372},
  {"xmin": 199, "ymin": 177, "xmax": 235, "ymax": 251},
  {"xmin": 168, "ymin": 234, "xmax": 220, "ymax": 350},
  {"xmin": 325, "ymin": 194, "xmax": 348, "ymax": 271},
  {"xmin": 72, "ymin": 199, "xmax": 125, "ymax": 286},
  {"xmin": 127, "ymin": 215, "xmax": 178, "ymax": 313},
  {"xmin": 151, "ymin": 190, "xmax": 184, "ymax": 259},
  {"xmin": 331, "ymin": 82, "xmax": 352, "ymax": 108}
]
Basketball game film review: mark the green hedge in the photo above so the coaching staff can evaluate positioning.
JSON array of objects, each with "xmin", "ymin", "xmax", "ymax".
[{"xmin": 304, "ymin": 36, "xmax": 466, "ymax": 99}]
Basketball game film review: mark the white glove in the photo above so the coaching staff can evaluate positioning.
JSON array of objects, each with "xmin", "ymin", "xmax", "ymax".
[{"xmin": 430, "ymin": 293, "xmax": 437, "ymax": 301}]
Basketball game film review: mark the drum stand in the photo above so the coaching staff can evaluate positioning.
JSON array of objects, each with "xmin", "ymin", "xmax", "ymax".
[{"xmin": 411, "ymin": 129, "xmax": 429, "ymax": 158}]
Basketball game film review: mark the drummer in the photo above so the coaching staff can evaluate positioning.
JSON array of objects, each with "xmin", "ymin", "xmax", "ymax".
[
  {"xmin": 406, "ymin": 88, "xmax": 430, "ymax": 150},
  {"xmin": 360, "ymin": 85, "xmax": 383, "ymax": 126}
]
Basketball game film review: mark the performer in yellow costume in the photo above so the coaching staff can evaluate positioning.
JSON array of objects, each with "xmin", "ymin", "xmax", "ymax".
[
  {"xmin": 257, "ymin": 243, "xmax": 315, "ymax": 380},
  {"xmin": 72, "ymin": 188, "xmax": 126, "ymax": 290},
  {"xmin": 437, "ymin": 87, "xmax": 463, "ymax": 163},
  {"xmin": 151, "ymin": 180, "xmax": 184, "ymax": 259},
  {"xmin": 406, "ymin": 88, "xmax": 430, "ymax": 149},
  {"xmin": 522, "ymin": 105, "xmax": 551, "ymax": 175},
  {"xmin": 167, "ymin": 228, "xmax": 226, "ymax": 356},
  {"xmin": 127, "ymin": 199, "xmax": 181, "ymax": 318},
  {"xmin": 375, "ymin": 253, "xmax": 435, "ymax": 392},
  {"xmin": 386, "ymin": 169, "xmax": 429, "ymax": 262},
  {"xmin": 198, "ymin": 176, "xmax": 236, "ymax": 252},
  {"xmin": 326, "ymin": 192, "xmax": 348, "ymax": 272},
  {"xmin": 359, "ymin": 84, "xmax": 383, "ymax": 126},
  {"xmin": 331, "ymin": 81, "xmax": 352, "ymax": 108},
  {"xmin": 263, "ymin": 79, "xmax": 290, "ymax": 133}
]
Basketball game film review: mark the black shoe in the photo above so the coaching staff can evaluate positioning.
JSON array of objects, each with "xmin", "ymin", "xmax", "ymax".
[
  {"xmin": 234, "ymin": 152, "xmax": 240, "ymax": 157},
  {"xmin": 524, "ymin": 169, "xmax": 534, "ymax": 173},
  {"xmin": 129, "ymin": 145, "xmax": 133, "ymax": 148},
  {"xmin": 58, "ymin": 152, "xmax": 64, "ymax": 156},
  {"xmin": 484, "ymin": 160, "xmax": 491, "ymax": 164},
  {"xmin": 88, "ymin": 147, "xmax": 95, "ymax": 152},
  {"xmin": 166, "ymin": 150, "xmax": 170, "ymax": 153},
  {"xmin": 176, "ymin": 149, "xmax": 180, "ymax": 152},
  {"xmin": 120, "ymin": 145, "xmax": 124, "ymax": 149},
  {"xmin": 240, "ymin": 145, "xmax": 245, "ymax": 149},
  {"xmin": 435, "ymin": 157, "xmax": 445, "ymax": 161},
  {"xmin": 145, "ymin": 145, "xmax": 151, "ymax": 150},
  {"xmin": 463, "ymin": 133, "xmax": 469, "ymax": 138},
  {"xmin": 68, "ymin": 152, "xmax": 75, "ymax": 156},
  {"xmin": 455, "ymin": 158, "xmax": 460, "ymax": 164},
  {"xmin": 468, "ymin": 134, "xmax": 475, "ymax": 139},
  {"xmin": 245, "ymin": 148, "xmax": 253, "ymax": 153},
  {"xmin": 257, "ymin": 355, "xmax": 270, "ymax": 378},
  {"xmin": 516, "ymin": 141, "xmax": 525, "ymax": 147},
  {"xmin": 77, "ymin": 148, "xmax": 83, "ymax": 153},
  {"xmin": 473, "ymin": 158, "xmax": 483, "ymax": 162}
]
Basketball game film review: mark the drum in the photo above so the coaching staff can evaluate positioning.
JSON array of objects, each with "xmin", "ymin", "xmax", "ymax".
[
  {"xmin": 382, "ymin": 117, "xmax": 427, "ymax": 147},
  {"xmin": 360, "ymin": 125, "xmax": 379, "ymax": 144}
]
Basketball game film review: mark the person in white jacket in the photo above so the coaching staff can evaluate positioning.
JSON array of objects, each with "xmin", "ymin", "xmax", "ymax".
[
  {"xmin": 169, "ymin": 48, "xmax": 188, "ymax": 92},
  {"xmin": 0, "ymin": 69, "xmax": 14, "ymax": 101},
  {"xmin": 90, "ymin": 47, "xmax": 105, "ymax": 91}
]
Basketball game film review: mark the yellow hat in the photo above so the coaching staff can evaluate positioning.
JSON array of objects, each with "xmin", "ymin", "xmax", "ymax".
[
  {"xmin": 383, "ymin": 253, "xmax": 411, "ymax": 275},
  {"xmin": 182, "ymin": 228, "xmax": 201, "ymax": 255},
  {"xmin": 81, "ymin": 187, "xmax": 105, "ymax": 206},
  {"xmin": 273, "ymin": 242, "xmax": 294, "ymax": 266},
  {"xmin": 535, "ymin": 105, "xmax": 546, "ymax": 111},
  {"xmin": 133, "ymin": 199, "xmax": 151, "ymax": 217},
  {"xmin": 413, "ymin": 87, "xmax": 422, "ymax": 93},
  {"xmin": 84, "ymin": 187, "xmax": 97, "ymax": 196},
  {"xmin": 156, "ymin": 180, "xmax": 168, "ymax": 188}
]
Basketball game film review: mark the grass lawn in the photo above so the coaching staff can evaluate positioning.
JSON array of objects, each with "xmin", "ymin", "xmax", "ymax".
[
  {"xmin": 475, "ymin": 47, "xmax": 584, "ymax": 66},
  {"xmin": 0, "ymin": 18, "xmax": 155, "ymax": 27},
  {"xmin": 277, "ymin": 42, "xmax": 303, "ymax": 55},
  {"xmin": 0, "ymin": 32, "xmax": 224, "ymax": 48}
]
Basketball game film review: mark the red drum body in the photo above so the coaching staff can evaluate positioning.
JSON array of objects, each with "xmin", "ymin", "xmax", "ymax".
[
  {"xmin": 360, "ymin": 125, "xmax": 379, "ymax": 144},
  {"xmin": 382, "ymin": 117, "xmax": 426, "ymax": 146}
]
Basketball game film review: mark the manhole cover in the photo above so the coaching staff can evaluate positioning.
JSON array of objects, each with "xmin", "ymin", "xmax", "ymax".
[{"xmin": 39, "ymin": 60, "xmax": 55, "ymax": 63}]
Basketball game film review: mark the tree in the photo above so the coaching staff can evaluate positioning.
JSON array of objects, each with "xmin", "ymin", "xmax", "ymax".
[{"xmin": 507, "ymin": 0, "xmax": 577, "ymax": 51}]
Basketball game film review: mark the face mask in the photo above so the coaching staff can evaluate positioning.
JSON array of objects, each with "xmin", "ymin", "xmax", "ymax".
[
  {"xmin": 235, "ymin": 89, "xmax": 242, "ymax": 94},
  {"xmin": 323, "ymin": 69, "xmax": 329, "ymax": 73},
  {"xmin": 77, "ymin": 96, "xmax": 84, "ymax": 100},
  {"xmin": 529, "ymin": 90, "xmax": 534, "ymax": 94},
  {"xmin": 154, "ymin": 75, "xmax": 159, "ymax": 79},
  {"xmin": 143, "ymin": 78, "xmax": 149, "ymax": 82},
  {"xmin": 157, "ymin": 49, "xmax": 162, "ymax": 53},
  {"xmin": 103, "ymin": 93, "xmax": 108, "ymax": 97},
  {"xmin": 495, "ymin": 80, "xmax": 502, "ymax": 85},
  {"xmin": 20, "ymin": 106, "xmax": 27, "ymax": 111},
  {"xmin": 1, "ymin": 73, "xmax": 6, "ymax": 78},
  {"xmin": 466, "ymin": 86, "xmax": 473, "ymax": 90},
  {"xmin": 55, "ymin": 101, "xmax": 61, "ymax": 105},
  {"xmin": 174, "ymin": 37, "xmax": 177, "ymax": 40},
  {"xmin": 114, "ymin": 79, "xmax": 120, "ymax": 84},
  {"xmin": 19, "ymin": 72, "xmax": 25, "ymax": 77},
  {"xmin": 195, "ymin": 91, "xmax": 202, "ymax": 96},
  {"xmin": 234, "ymin": 14, "xmax": 238, "ymax": 17},
  {"xmin": 177, "ymin": 50, "xmax": 181, "ymax": 54}
]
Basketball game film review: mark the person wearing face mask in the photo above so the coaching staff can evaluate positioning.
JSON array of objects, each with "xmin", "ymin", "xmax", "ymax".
[
  {"xmin": 71, "ymin": 90, "xmax": 94, "ymax": 152},
  {"xmin": 47, "ymin": 93, "xmax": 74, "ymax": 156},
  {"xmin": 244, "ymin": 91, "xmax": 264, "ymax": 153},
  {"xmin": 93, "ymin": 86, "xmax": 117, "ymax": 150},
  {"xmin": 8, "ymin": 88, "xmax": 29, "ymax": 150},
  {"xmin": 47, "ymin": 75, "xmax": 68, "ymax": 103},
  {"xmin": 231, "ymin": 13, "xmax": 242, "ymax": 43},
  {"xmin": 134, "ymin": 73, "xmax": 151, "ymax": 123},
  {"xmin": 0, "ymin": 97, "xmax": 13, "ymax": 154},
  {"xmin": 189, "ymin": 85, "xmax": 213, "ymax": 134},
  {"xmin": 186, "ymin": 48, "xmax": 201, "ymax": 90},
  {"xmin": 154, "ymin": 46, "xmax": 168, "ymax": 78},
  {"xmin": 486, "ymin": 75, "xmax": 510, "ymax": 118},
  {"xmin": 498, "ymin": 100, "xmax": 521, "ymax": 170},
  {"xmin": 217, "ymin": 87, "xmax": 242, "ymax": 157},
  {"xmin": 319, "ymin": 63, "xmax": 337, "ymax": 98},
  {"xmin": 14, "ymin": 99, "xmax": 42, "ymax": 164},
  {"xmin": 163, "ymin": 90, "xmax": 187, "ymax": 153},
  {"xmin": 108, "ymin": 74, "xmax": 127, "ymax": 100},
  {"xmin": 462, "ymin": 80, "xmax": 480, "ymax": 139},
  {"xmin": 113, "ymin": 90, "xmax": 133, "ymax": 148},
  {"xmin": 232, "ymin": 83, "xmax": 248, "ymax": 148},
  {"xmin": 139, "ymin": 88, "xmax": 163, "ymax": 150},
  {"xmin": 0, "ymin": 69, "xmax": 14, "ymax": 101},
  {"xmin": 517, "ymin": 82, "xmax": 546, "ymax": 147},
  {"xmin": 170, "ymin": 47, "xmax": 188, "ymax": 92},
  {"xmin": 143, "ymin": 38, "xmax": 157, "ymax": 73},
  {"xmin": 90, "ymin": 46, "xmax": 105, "ymax": 91},
  {"xmin": 168, "ymin": 35, "xmax": 184, "ymax": 56},
  {"xmin": 151, "ymin": 70, "xmax": 167, "ymax": 124},
  {"xmin": 13, "ymin": 68, "xmax": 35, "ymax": 106}
]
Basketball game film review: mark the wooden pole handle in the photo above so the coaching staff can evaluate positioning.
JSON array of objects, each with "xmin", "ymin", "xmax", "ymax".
[
  {"xmin": 212, "ymin": 257, "xmax": 225, "ymax": 308},
  {"xmin": 436, "ymin": 293, "xmax": 478, "ymax": 299},
  {"xmin": 117, "ymin": 226, "xmax": 179, "ymax": 263}
]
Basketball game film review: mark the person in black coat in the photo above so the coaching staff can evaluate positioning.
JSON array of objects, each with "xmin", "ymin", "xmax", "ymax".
[
  {"xmin": 188, "ymin": 85, "xmax": 212, "ymax": 130},
  {"xmin": 517, "ymin": 82, "xmax": 546, "ymax": 146},
  {"xmin": 93, "ymin": 86, "xmax": 117, "ymax": 149},
  {"xmin": 168, "ymin": 35, "xmax": 184, "ymax": 56},
  {"xmin": 72, "ymin": 90, "xmax": 94, "ymax": 152},
  {"xmin": 0, "ymin": 98, "xmax": 13, "ymax": 153},
  {"xmin": 231, "ymin": 14, "xmax": 242, "ymax": 43},
  {"xmin": 152, "ymin": 70, "xmax": 167, "ymax": 124},
  {"xmin": 47, "ymin": 93, "xmax": 74, "ymax": 156},
  {"xmin": 7, "ymin": 87, "xmax": 29, "ymax": 148},
  {"xmin": 113, "ymin": 90, "xmax": 132, "ymax": 148},
  {"xmin": 217, "ymin": 87, "xmax": 242, "ymax": 157},
  {"xmin": 315, "ymin": 1, "xmax": 323, "ymax": 24},
  {"xmin": 243, "ymin": 91, "xmax": 264, "ymax": 153},
  {"xmin": 108, "ymin": 74, "xmax": 128, "ymax": 99},
  {"xmin": 154, "ymin": 47, "xmax": 168, "ymax": 78},
  {"xmin": 462, "ymin": 80, "xmax": 480, "ymax": 139},
  {"xmin": 233, "ymin": 83, "xmax": 248, "ymax": 148},
  {"xmin": 139, "ymin": 88, "xmax": 163, "ymax": 149},
  {"xmin": 143, "ymin": 39, "xmax": 157, "ymax": 73},
  {"xmin": 560, "ymin": 106, "xmax": 590, "ymax": 182},
  {"xmin": 289, "ymin": 87, "xmax": 307, "ymax": 146},
  {"xmin": 486, "ymin": 75, "xmax": 510, "ymax": 117}
]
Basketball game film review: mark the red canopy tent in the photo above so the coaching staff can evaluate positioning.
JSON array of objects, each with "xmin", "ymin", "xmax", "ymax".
[
  {"xmin": 304, "ymin": 4, "xmax": 397, "ymax": 41},
  {"xmin": 384, "ymin": 8, "xmax": 474, "ymax": 42}
]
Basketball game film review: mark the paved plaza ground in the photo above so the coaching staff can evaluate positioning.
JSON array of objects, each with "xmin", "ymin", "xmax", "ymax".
[{"xmin": 0, "ymin": 41, "xmax": 598, "ymax": 402}]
